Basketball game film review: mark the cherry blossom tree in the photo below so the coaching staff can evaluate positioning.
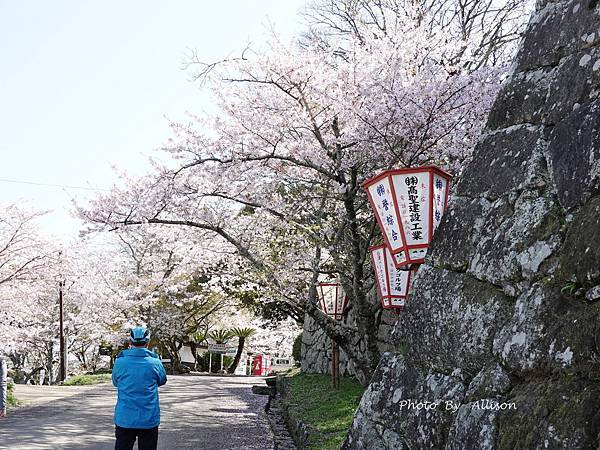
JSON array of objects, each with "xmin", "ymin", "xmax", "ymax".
[
  {"xmin": 0, "ymin": 204, "xmax": 134, "ymax": 382},
  {"xmin": 103, "ymin": 225, "xmax": 258, "ymax": 372},
  {"xmin": 301, "ymin": 0, "xmax": 533, "ymax": 69},
  {"xmin": 147, "ymin": 273, "xmax": 230, "ymax": 373},
  {"xmin": 78, "ymin": 2, "xmax": 531, "ymax": 383},
  {"xmin": 0, "ymin": 205, "xmax": 58, "ymax": 380},
  {"xmin": 0, "ymin": 204, "xmax": 51, "ymax": 287}
]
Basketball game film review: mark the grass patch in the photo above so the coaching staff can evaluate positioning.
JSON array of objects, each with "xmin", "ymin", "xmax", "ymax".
[
  {"xmin": 62, "ymin": 373, "xmax": 112, "ymax": 386},
  {"xmin": 7, "ymin": 380, "xmax": 20, "ymax": 407},
  {"xmin": 282, "ymin": 369, "xmax": 365, "ymax": 449}
]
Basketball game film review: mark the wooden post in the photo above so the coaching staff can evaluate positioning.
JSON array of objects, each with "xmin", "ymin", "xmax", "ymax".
[
  {"xmin": 335, "ymin": 341, "xmax": 339, "ymax": 388},
  {"xmin": 331, "ymin": 339, "xmax": 339, "ymax": 389}
]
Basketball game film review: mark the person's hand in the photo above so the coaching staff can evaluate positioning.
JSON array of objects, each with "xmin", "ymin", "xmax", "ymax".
[{"xmin": 0, "ymin": 409, "xmax": 7, "ymax": 418}]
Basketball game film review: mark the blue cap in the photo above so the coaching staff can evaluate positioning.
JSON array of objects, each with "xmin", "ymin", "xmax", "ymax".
[{"xmin": 129, "ymin": 326, "xmax": 150, "ymax": 345}]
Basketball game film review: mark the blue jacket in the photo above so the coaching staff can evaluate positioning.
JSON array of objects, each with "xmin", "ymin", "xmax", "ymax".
[{"xmin": 112, "ymin": 347, "xmax": 167, "ymax": 429}]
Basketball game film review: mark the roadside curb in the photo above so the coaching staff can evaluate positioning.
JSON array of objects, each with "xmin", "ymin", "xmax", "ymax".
[{"xmin": 265, "ymin": 391, "xmax": 297, "ymax": 450}]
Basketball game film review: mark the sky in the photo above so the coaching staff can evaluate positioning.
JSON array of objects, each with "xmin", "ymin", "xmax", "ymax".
[{"xmin": 0, "ymin": 0, "xmax": 306, "ymax": 239}]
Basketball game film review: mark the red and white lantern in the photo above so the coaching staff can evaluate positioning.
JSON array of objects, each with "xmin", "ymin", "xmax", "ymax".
[
  {"xmin": 370, "ymin": 244, "xmax": 415, "ymax": 309},
  {"xmin": 364, "ymin": 166, "xmax": 452, "ymax": 268},
  {"xmin": 316, "ymin": 279, "xmax": 348, "ymax": 320}
]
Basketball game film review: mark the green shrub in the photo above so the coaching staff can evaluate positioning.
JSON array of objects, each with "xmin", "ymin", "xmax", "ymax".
[
  {"xmin": 197, "ymin": 352, "xmax": 233, "ymax": 372},
  {"xmin": 62, "ymin": 374, "xmax": 112, "ymax": 386},
  {"xmin": 292, "ymin": 333, "xmax": 303, "ymax": 364},
  {"xmin": 7, "ymin": 380, "xmax": 19, "ymax": 407}
]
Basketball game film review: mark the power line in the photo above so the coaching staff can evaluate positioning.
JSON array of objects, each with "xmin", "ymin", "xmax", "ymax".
[{"xmin": 0, "ymin": 177, "xmax": 110, "ymax": 192}]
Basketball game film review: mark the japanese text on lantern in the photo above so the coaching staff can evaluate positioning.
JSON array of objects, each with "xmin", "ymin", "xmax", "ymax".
[
  {"xmin": 393, "ymin": 270, "xmax": 407, "ymax": 295},
  {"xmin": 392, "ymin": 172, "xmax": 430, "ymax": 246},
  {"xmin": 433, "ymin": 174, "xmax": 446, "ymax": 230},
  {"xmin": 387, "ymin": 252, "xmax": 409, "ymax": 297},
  {"xmin": 370, "ymin": 244, "xmax": 410, "ymax": 309},
  {"xmin": 406, "ymin": 176, "xmax": 423, "ymax": 241},
  {"xmin": 373, "ymin": 248, "xmax": 389, "ymax": 297},
  {"xmin": 367, "ymin": 177, "xmax": 403, "ymax": 252},
  {"xmin": 323, "ymin": 289, "xmax": 335, "ymax": 313}
]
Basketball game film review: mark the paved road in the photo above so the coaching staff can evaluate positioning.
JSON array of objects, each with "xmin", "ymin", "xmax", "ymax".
[{"xmin": 0, "ymin": 375, "xmax": 274, "ymax": 450}]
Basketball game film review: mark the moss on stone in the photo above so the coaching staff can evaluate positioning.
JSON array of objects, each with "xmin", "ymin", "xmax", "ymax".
[
  {"xmin": 557, "ymin": 196, "xmax": 600, "ymax": 289},
  {"xmin": 496, "ymin": 378, "xmax": 600, "ymax": 449}
]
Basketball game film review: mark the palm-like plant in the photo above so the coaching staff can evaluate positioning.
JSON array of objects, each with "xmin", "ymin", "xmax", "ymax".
[
  {"xmin": 191, "ymin": 331, "xmax": 207, "ymax": 344},
  {"xmin": 189, "ymin": 330, "xmax": 208, "ymax": 371},
  {"xmin": 208, "ymin": 329, "xmax": 233, "ymax": 344},
  {"xmin": 227, "ymin": 327, "xmax": 256, "ymax": 374}
]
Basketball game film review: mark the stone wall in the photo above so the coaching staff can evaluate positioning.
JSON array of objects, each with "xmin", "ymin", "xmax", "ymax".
[
  {"xmin": 345, "ymin": 0, "xmax": 600, "ymax": 448},
  {"xmin": 301, "ymin": 295, "xmax": 397, "ymax": 376}
]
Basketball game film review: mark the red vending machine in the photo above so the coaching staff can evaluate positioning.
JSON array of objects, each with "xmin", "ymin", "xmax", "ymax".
[{"xmin": 252, "ymin": 354, "xmax": 272, "ymax": 376}]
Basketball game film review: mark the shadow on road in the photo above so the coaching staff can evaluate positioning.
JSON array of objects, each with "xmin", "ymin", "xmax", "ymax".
[{"xmin": 0, "ymin": 376, "xmax": 273, "ymax": 450}]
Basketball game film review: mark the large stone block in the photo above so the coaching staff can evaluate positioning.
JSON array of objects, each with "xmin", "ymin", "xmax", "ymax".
[
  {"xmin": 455, "ymin": 125, "xmax": 548, "ymax": 200},
  {"xmin": 489, "ymin": 44, "xmax": 600, "ymax": 130},
  {"xmin": 496, "ymin": 378, "xmax": 600, "ymax": 449},
  {"xmin": 492, "ymin": 283, "xmax": 600, "ymax": 374},
  {"xmin": 465, "ymin": 364, "xmax": 512, "ymax": 401},
  {"xmin": 546, "ymin": 99, "xmax": 600, "ymax": 209},
  {"xmin": 515, "ymin": 0, "xmax": 600, "ymax": 72},
  {"xmin": 446, "ymin": 402, "xmax": 500, "ymax": 450},
  {"xmin": 467, "ymin": 191, "xmax": 561, "ymax": 287},
  {"xmin": 557, "ymin": 195, "xmax": 600, "ymax": 286},
  {"xmin": 544, "ymin": 46, "xmax": 600, "ymax": 125},
  {"xmin": 344, "ymin": 354, "xmax": 465, "ymax": 450},
  {"xmin": 486, "ymin": 67, "xmax": 554, "ymax": 130},
  {"xmin": 394, "ymin": 266, "xmax": 512, "ymax": 375},
  {"xmin": 427, "ymin": 196, "xmax": 492, "ymax": 271}
]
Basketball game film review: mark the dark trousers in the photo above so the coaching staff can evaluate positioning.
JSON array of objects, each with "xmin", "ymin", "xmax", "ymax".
[{"xmin": 115, "ymin": 425, "xmax": 159, "ymax": 450}]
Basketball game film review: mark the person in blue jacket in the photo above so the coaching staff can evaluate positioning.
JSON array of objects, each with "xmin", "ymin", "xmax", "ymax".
[{"xmin": 112, "ymin": 326, "xmax": 167, "ymax": 450}]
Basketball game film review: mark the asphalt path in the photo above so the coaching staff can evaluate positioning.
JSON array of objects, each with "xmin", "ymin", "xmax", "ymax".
[{"xmin": 0, "ymin": 375, "xmax": 274, "ymax": 450}]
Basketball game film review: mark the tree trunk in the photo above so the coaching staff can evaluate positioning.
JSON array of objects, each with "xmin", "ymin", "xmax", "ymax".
[
  {"xmin": 0, "ymin": 358, "xmax": 7, "ymax": 413},
  {"xmin": 189, "ymin": 342, "xmax": 198, "ymax": 371},
  {"xmin": 343, "ymin": 173, "xmax": 380, "ymax": 384},
  {"xmin": 194, "ymin": 351, "xmax": 204, "ymax": 371},
  {"xmin": 227, "ymin": 338, "xmax": 246, "ymax": 374},
  {"xmin": 301, "ymin": 179, "xmax": 381, "ymax": 387},
  {"xmin": 8, "ymin": 353, "xmax": 26, "ymax": 384},
  {"xmin": 46, "ymin": 341, "xmax": 55, "ymax": 385},
  {"xmin": 304, "ymin": 300, "xmax": 376, "ymax": 385},
  {"xmin": 168, "ymin": 340, "xmax": 183, "ymax": 374},
  {"xmin": 24, "ymin": 367, "xmax": 45, "ymax": 385}
]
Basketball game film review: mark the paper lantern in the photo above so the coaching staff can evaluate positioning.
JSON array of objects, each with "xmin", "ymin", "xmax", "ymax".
[
  {"xmin": 364, "ymin": 166, "xmax": 452, "ymax": 268},
  {"xmin": 316, "ymin": 279, "xmax": 348, "ymax": 320},
  {"xmin": 369, "ymin": 244, "xmax": 415, "ymax": 309}
]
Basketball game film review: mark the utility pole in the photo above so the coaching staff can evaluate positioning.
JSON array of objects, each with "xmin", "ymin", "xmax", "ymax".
[
  {"xmin": 59, "ymin": 279, "xmax": 65, "ymax": 383},
  {"xmin": 57, "ymin": 249, "xmax": 66, "ymax": 383}
]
